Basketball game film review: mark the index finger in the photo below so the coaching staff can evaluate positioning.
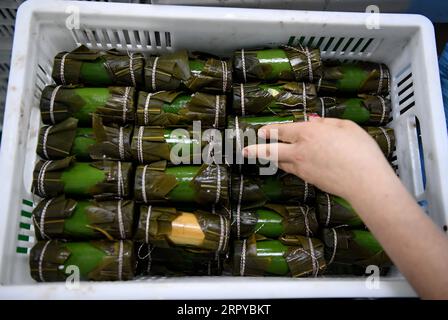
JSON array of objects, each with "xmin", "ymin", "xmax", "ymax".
[{"xmin": 259, "ymin": 122, "xmax": 306, "ymax": 143}]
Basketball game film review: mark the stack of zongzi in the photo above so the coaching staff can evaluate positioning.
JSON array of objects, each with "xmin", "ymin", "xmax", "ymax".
[
  {"xmin": 32, "ymin": 46, "xmax": 141, "ymax": 281},
  {"xmin": 228, "ymin": 44, "xmax": 393, "ymax": 277},
  {"xmin": 28, "ymin": 43, "xmax": 394, "ymax": 282}
]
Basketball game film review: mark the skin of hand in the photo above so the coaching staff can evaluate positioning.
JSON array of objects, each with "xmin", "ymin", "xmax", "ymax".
[
  {"xmin": 243, "ymin": 117, "xmax": 448, "ymax": 299},
  {"xmin": 243, "ymin": 117, "xmax": 393, "ymax": 200}
]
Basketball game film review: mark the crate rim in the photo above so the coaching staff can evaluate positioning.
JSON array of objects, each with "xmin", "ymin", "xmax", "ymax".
[
  {"xmin": 0, "ymin": 276, "xmax": 415, "ymax": 299},
  {"xmin": 0, "ymin": 0, "xmax": 447, "ymax": 299}
]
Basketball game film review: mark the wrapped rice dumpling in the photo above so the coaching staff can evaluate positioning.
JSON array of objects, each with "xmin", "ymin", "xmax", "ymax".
[
  {"xmin": 315, "ymin": 192, "xmax": 363, "ymax": 228},
  {"xmin": 144, "ymin": 50, "xmax": 190, "ymax": 92},
  {"xmin": 318, "ymin": 61, "xmax": 390, "ymax": 95},
  {"xmin": 36, "ymin": 118, "xmax": 92, "ymax": 160},
  {"xmin": 232, "ymin": 204, "xmax": 318, "ymax": 239},
  {"xmin": 365, "ymin": 126, "xmax": 395, "ymax": 158},
  {"xmin": 40, "ymin": 85, "xmax": 136, "ymax": 126},
  {"xmin": 32, "ymin": 195, "xmax": 135, "ymax": 240},
  {"xmin": 36, "ymin": 117, "xmax": 133, "ymax": 161},
  {"xmin": 134, "ymin": 162, "xmax": 229, "ymax": 206},
  {"xmin": 130, "ymin": 126, "xmax": 220, "ymax": 164},
  {"xmin": 232, "ymin": 82, "xmax": 317, "ymax": 116},
  {"xmin": 230, "ymin": 94, "xmax": 391, "ymax": 126},
  {"xmin": 135, "ymin": 244, "xmax": 222, "ymax": 276},
  {"xmin": 184, "ymin": 52, "xmax": 232, "ymax": 94},
  {"xmin": 32, "ymin": 157, "xmax": 133, "ymax": 199},
  {"xmin": 228, "ymin": 116, "xmax": 394, "ymax": 157},
  {"xmin": 89, "ymin": 117, "xmax": 133, "ymax": 161},
  {"xmin": 52, "ymin": 45, "xmax": 144, "ymax": 87},
  {"xmin": 135, "ymin": 91, "xmax": 226, "ymax": 128},
  {"xmin": 71, "ymin": 128, "xmax": 96, "ymax": 160},
  {"xmin": 321, "ymin": 227, "xmax": 391, "ymax": 268},
  {"xmin": 233, "ymin": 46, "xmax": 322, "ymax": 83},
  {"xmin": 231, "ymin": 172, "xmax": 315, "ymax": 209},
  {"xmin": 316, "ymin": 95, "xmax": 391, "ymax": 126},
  {"xmin": 233, "ymin": 235, "xmax": 326, "ymax": 277},
  {"xmin": 227, "ymin": 115, "xmax": 300, "ymax": 166},
  {"xmin": 30, "ymin": 240, "xmax": 135, "ymax": 281},
  {"xmin": 144, "ymin": 50, "xmax": 232, "ymax": 94},
  {"xmin": 135, "ymin": 206, "xmax": 229, "ymax": 253}
]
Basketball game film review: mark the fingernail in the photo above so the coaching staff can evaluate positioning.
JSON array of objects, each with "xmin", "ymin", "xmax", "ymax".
[
  {"xmin": 258, "ymin": 129, "xmax": 266, "ymax": 139},
  {"xmin": 242, "ymin": 147, "xmax": 248, "ymax": 157}
]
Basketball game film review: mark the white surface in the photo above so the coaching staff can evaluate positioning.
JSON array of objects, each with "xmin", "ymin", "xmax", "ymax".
[
  {"xmin": 0, "ymin": 277, "xmax": 415, "ymax": 299},
  {"xmin": 0, "ymin": 0, "xmax": 447, "ymax": 299}
]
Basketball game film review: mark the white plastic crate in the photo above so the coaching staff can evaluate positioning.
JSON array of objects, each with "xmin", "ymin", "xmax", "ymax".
[
  {"xmin": 0, "ymin": 1, "xmax": 23, "ymax": 131},
  {"xmin": 0, "ymin": 0, "xmax": 447, "ymax": 299}
]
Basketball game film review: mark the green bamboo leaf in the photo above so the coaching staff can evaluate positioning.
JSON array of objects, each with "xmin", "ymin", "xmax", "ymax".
[
  {"xmin": 40, "ymin": 86, "xmax": 136, "ymax": 126},
  {"xmin": 319, "ymin": 61, "xmax": 390, "ymax": 95},
  {"xmin": 135, "ymin": 206, "xmax": 229, "ymax": 253},
  {"xmin": 29, "ymin": 240, "xmax": 135, "ymax": 281},
  {"xmin": 231, "ymin": 204, "xmax": 318, "ymax": 239},
  {"xmin": 321, "ymin": 227, "xmax": 391, "ymax": 268},
  {"xmin": 135, "ymin": 91, "xmax": 226, "ymax": 128},
  {"xmin": 32, "ymin": 157, "xmax": 133, "ymax": 199},
  {"xmin": 32, "ymin": 196, "xmax": 135, "ymax": 240},
  {"xmin": 52, "ymin": 45, "xmax": 144, "ymax": 87},
  {"xmin": 135, "ymin": 244, "xmax": 222, "ymax": 276},
  {"xmin": 234, "ymin": 46, "xmax": 322, "ymax": 82},
  {"xmin": 233, "ymin": 235, "xmax": 326, "ymax": 277}
]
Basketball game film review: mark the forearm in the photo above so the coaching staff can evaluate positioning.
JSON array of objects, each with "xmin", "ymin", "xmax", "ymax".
[
  {"xmin": 254, "ymin": 119, "xmax": 448, "ymax": 297},
  {"xmin": 347, "ymin": 169, "xmax": 448, "ymax": 299}
]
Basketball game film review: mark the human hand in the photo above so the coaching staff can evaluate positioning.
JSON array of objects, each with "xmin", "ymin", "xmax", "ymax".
[
  {"xmin": 242, "ymin": 117, "xmax": 396, "ymax": 201},
  {"xmin": 243, "ymin": 117, "xmax": 448, "ymax": 299}
]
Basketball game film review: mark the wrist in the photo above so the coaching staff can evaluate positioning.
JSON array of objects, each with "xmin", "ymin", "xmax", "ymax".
[{"xmin": 344, "ymin": 165, "xmax": 401, "ymax": 210}]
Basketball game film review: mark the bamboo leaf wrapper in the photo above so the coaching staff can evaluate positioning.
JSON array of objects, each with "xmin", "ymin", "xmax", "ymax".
[
  {"xmin": 144, "ymin": 50, "xmax": 191, "ymax": 91},
  {"xmin": 231, "ymin": 204, "xmax": 318, "ymax": 239},
  {"xmin": 233, "ymin": 46, "xmax": 322, "ymax": 82},
  {"xmin": 230, "ymin": 94, "xmax": 391, "ymax": 126},
  {"xmin": 321, "ymin": 227, "xmax": 391, "ymax": 268},
  {"xmin": 130, "ymin": 126, "xmax": 217, "ymax": 164},
  {"xmin": 228, "ymin": 116, "xmax": 395, "ymax": 157},
  {"xmin": 318, "ymin": 95, "xmax": 391, "ymax": 126},
  {"xmin": 135, "ymin": 244, "xmax": 222, "ymax": 276},
  {"xmin": 233, "ymin": 235, "xmax": 326, "ymax": 277},
  {"xmin": 135, "ymin": 206, "xmax": 229, "ymax": 253},
  {"xmin": 134, "ymin": 163, "xmax": 229, "ymax": 206},
  {"xmin": 318, "ymin": 61, "xmax": 390, "ymax": 95},
  {"xmin": 32, "ymin": 195, "xmax": 135, "ymax": 240},
  {"xmin": 365, "ymin": 126, "xmax": 395, "ymax": 159},
  {"xmin": 30, "ymin": 240, "xmax": 135, "ymax": 281},
  {"xmin": 52, "ymin": 45, "xmax": 144, "ymax": 87},
  {"xmin": 32, "ymin": 157, "xmax": 133, "ymax": 199},
  {"xmin": 144, "ymin": 50, "xmax": 232, "ymax": 93},
  {"xmin": 231, "ymin": 172, "xmax": 315, "ymax": 209},
  {"xmin": 184, "ymin": 52, "xmax": 232, "ymax": 94},
  {"xmin": 135, "ymin": 91, "xmax": 226, "ymax": 128},
  {"xmin": 37, "ymin": 118, "xmax": 80, "ymax": 160},
  {"xmin": 233, "ymin": 82, "xmax": 317, "ymax": 116},
  {"xmin": 316, "ymin": 192, "xmax": 363, "ymax": 228},
  {"xmin": 89, "ymin": 116, "xmax": 133, "ymax": 161},
  {"xmin": 40, "ymin": 85, "xmax": 136, "ymax": 126},
  {"xmin": 36, "ymin": 117, "xmax": 135, "ymax": 161}
]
